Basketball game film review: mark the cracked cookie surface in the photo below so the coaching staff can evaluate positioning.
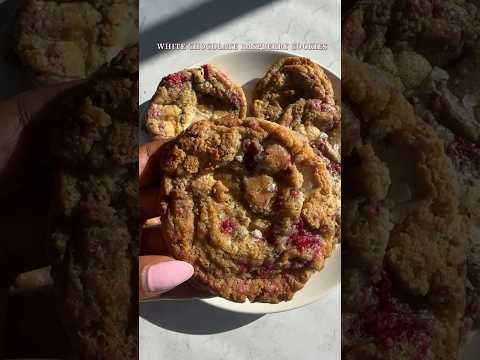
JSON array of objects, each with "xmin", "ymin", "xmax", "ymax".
[
  {"xmin": 343, "ymin": 0, "xmax": 480, "ymax": 341},
  {"xmin": 253, "ymin": 56, "xmax": 341, "ymax": 176},
  {"xmin": 49, "ymin": 46, "xmax": 138, "ymax": 359},
  {"xmin": 144, "ymin": 64, "xmax": 247, "ymax": 138},
  {"xmin": 16, "ymin": 0, "xmax": 138, "ymax": 84},
  {"xmin": 157, "ymin": 116, "xmax": 340, "ymax": 303},
  {"xmin": 342, "ymin": 53, "xmax": 465, "ymax": 360}
]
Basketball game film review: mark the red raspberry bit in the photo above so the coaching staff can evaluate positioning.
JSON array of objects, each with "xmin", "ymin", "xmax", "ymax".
[
  {"xmin": 311, "ymin": 99, "xmax": 328, "ymax": 112},
  {"xmin": 350, "ymin": 273, "xmax": 433, "ymax": 359},
  {"xmin": 364, "ymin": 204, "xmax": 380, "ymax": 217},
  {"xmin": 315, "ymin": 140, "xmax": 329, "ymax": 156},
  {"xmin": 290, "ymin": 189, "xmax": 300, "ymax": 197},
  {"xmin": 328, "ymin": 161, "xmax": 341, "ymax": 175},
  {"xmin": 230, "ymin": 94, "xmax": 240, "ymax": 108},
  {"xmin": 220, "ymin": 218, "xmax": 235, "ymax": 234},
  {"xmin": 288, "ymin": 219, "xmax": 322, "ymax": 252},
  {"xmin": 447, "ymin": 137, "xmax": 479, "ymax": 162},
  {"xmin": 162, "ymin": 72, "xmax": 187, "ymax": 87},
  {"xmin": 237, "ymin": 262, "xmax": 249, "ymax": 273},
  {"xmin": 202, "ymin": 64, "xmax": 210, "ymax": 79}
]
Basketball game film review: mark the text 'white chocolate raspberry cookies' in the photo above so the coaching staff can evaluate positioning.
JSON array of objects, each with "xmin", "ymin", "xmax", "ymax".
[{"xmin": 156, "ymin": 116, "xmax": 340, "ymax": 303}]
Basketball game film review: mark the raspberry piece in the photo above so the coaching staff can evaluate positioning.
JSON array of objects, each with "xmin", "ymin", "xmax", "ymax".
[
  {"xmin": 314, "ymin": 140, "xmax": 331, "ymax": 158},
  {"xmin": 350, "ymin": 273, "xmax": 433, "ymax": 359},
  {"xmin": 230, "ymin": 94, "xmax": 240, "ymax": 108},
  {"xmin": 201, "ymin": 64, "xmax": 210, "ymax": 79},
  {"xmin": 288, "ymin": 219, "xmax": 322, "ymax": 252},
  {"xmin": 290, "ymin": 189, "xmax": 300, "ymax": 197},
  {"xmin": 328, "ymin": 161, "xmax": 341, "ymax": 175},
  {"xmin": 311, "ymin": 99, "xmax": 328, "ymax": 112},
  {"xmin": 162, "ymin": 72, "xmax": 187, "ymax": 86},
  {"xmin": 447, "ymin": 137, "xmax": 479, "ymax": 162},
  {"xmin": 220, "ymin": 218, "xmax": 235, "ymax": 234},
  {"xmin": 364, "ymin": 204, "xmax": 380, "ymax": 217}
]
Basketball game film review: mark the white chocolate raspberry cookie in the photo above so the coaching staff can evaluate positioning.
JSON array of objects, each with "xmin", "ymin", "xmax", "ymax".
[
  {"xmin": 156, "ymin": 116, "xmax": 340, "ymax": 303},
  {"xmin": 144, "ymin": 64, "xmax": 247, "ymax": 138},
  {"xmin": 253, "ymin": 57, "xmax": 341, "ymax": 178}
]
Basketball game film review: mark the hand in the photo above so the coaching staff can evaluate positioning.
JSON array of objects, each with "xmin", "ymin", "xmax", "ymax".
[
  {"xmin": 0, "ymin": 83, "xmax": 80, "ymax": 359},
  {"xmin": 139, "ymin": 141, "xmax": 210, "ymax": 300}
]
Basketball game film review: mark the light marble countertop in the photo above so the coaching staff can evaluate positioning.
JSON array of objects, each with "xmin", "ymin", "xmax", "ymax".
[{"xmin": 139, "ymin": 1, "xmax": 341, "ymax": 359}]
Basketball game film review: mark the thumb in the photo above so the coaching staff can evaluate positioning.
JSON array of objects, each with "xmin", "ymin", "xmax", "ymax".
[{"xmin": 139, "ymin": 256, "xmax": 194, "ymax": 300}]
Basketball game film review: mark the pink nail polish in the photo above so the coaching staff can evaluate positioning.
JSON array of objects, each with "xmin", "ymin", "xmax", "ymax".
[{"xmin": 146, "ymin": 260, "xmax": 194, "ymax": 293}]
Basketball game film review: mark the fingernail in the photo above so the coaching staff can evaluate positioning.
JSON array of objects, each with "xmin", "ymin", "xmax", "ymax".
[{"xmin": 145, "ymin": 260, "xmax": 194, "ymax": 293}]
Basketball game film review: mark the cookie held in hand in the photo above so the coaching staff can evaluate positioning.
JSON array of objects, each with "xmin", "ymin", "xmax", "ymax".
[{"xmin": 156, "ymin": 116, "xmax": 340, "ymax": 303}]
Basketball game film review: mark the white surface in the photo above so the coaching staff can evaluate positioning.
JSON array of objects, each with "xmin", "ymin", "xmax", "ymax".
[{"xmin": 139, "ymin": 0, "xmax": 341, "ymax": 359}]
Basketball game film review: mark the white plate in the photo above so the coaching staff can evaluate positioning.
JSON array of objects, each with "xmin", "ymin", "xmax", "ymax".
[
  {"xmin": 142, "ymin": 50, "xmax": 341, "ymax": 314},
  {"xmin": 180, "ymin": 50, "xmax": 341, "ymax": 314}
]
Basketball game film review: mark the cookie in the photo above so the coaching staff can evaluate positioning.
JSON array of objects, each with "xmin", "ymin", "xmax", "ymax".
[
  {"xmin": 253, "ymin": 56, "xmax": 337, "ymax": 121},
  {"xmin": 49, "ymin": 46, "xmax": 138, "ymax": 359},
  {"xmin": 341, "ymin": 53, "xmax": 466, "ymax": 360},
  {"xmin": 144, "ymin": 64, "xmax": 247, "ymax": 137},
  {"xmin": 278, "ymin": 98, "xmax": 341, "ymax": 163},
  {"xmin": 16, "ymin": 0, "xmax": 138, "ymax": 84},
  {"xmin": 156, "ymin": 116, "xmax": 340, "ymax": 303},
  {"xmin": 343, "ymin": 1, "xmax": 480, "ymax": 337},
  {"xmin": 388, "ymin": 0, "xmax": 480, "ymax": 68},
  {"xmin": 253, "ymin": 57, "xmax": 341, "ymax": 168}
]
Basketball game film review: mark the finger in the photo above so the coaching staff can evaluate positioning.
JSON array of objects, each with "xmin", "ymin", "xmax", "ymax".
[
  {"xmin": 18, "ymin": 81, "xmax": 83, "ymax": 122},
  {"xmin": 0, "ymin": 187, "xmax": 52, "ymax": 282},
  {"xmin": 0, "ymin": 81, "xmax": 82, "ymax": 195},
  {"xmin": 139, "ymin": 140, "xmax": 169, "ymax": 188},
  {"xmin": 139, "ymin": 185, "xmax": 164, "ymax": 223},
  {"xmin": 5, "ymin": 286, "xmax": 68, "ymax": 359},
  {"xmin": 140, "ymin": 226, "xmax": 169, "ymax": 255},
  {"xmin": 139, "ymin": 255, "xmax": 193, "ymax": 300},
  {"xmin": 15, "ymin": 267, "xmax": 53, "ymax": 289}
]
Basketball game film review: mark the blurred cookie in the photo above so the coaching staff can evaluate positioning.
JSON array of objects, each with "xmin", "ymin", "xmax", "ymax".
[
  {"xmin": 16, "ymin": 0, "xmax": 138, "ymax": 84},
  {"xmin": 341, "ymin": 53, "xmax": 465, "ymax": 360},
  {"xmin": 49, "ymin": 46, "xmax": 138, "ymax": 359},
  {"xmin": 157, "ymin": 116, "xmax": 340, "ymax": 303},
  {"xmin": 144, "ymin": 64, "xmax": 247, "ymax": 138}
]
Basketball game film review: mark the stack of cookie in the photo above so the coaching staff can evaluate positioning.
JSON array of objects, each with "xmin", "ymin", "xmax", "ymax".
[{"xmin": 143, "ymin": 57, "xmax": 341, "ymax": 303}]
